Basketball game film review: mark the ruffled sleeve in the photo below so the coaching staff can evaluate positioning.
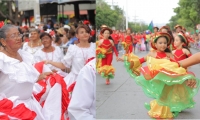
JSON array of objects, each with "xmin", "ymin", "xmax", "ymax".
[
  {"xmin": 61, "ymin": 45, "xmax": 75, "ymax": 68},
  {"xmin": 0, "ymin": 50, "xmax": 39, "ymax": 84},
  {"xmin": 19, "ymin": 49, "xmax": 36, "ymax": 65}
]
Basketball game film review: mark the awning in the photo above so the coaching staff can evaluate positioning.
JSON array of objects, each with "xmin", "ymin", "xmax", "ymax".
[
  {"xmin": 58, "ymin": 0, "xmax": 95, "ymax": 4},
  {"xmin": 39, "ymin": 0, "xmax": 58, "ymax": 4},
  {"xmin": 39, "ymin": 0, "xmax": 95, "ymax": 4},
  {"xmin": 58, "ymin": 10, "xmax": 87, "ymax": 15}
]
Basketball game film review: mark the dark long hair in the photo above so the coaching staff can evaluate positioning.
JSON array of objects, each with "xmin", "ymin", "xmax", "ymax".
[{"xmin": 178, "ymin": 35, "xmax": 191, "ymax": 53}]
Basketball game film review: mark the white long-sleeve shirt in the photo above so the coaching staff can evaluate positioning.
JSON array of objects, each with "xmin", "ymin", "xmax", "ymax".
[{"xmin": 68, "ymin": 58, "xmax": 96, "ymax": 120}]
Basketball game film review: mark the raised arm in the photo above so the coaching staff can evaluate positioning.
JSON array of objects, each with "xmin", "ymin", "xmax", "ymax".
[
  {"xmin": 46, "ymin": 61, "xmax": 67, "ymax": 70},
  {"xmin": 179, "ymin": 52, "xmax": 200, "ymax": 68},
  {"xmin": 110, "ymin": 40, "xmax": 118, "ymax": 58}
]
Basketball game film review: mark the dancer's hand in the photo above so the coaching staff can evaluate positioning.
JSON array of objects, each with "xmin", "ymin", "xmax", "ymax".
[
  {"xmin": 116, "ymin": 57, "xmax": 119, "ymax": 61},
  {"xmin": 186, "ymin": 79, "xmax": 197, "ymax": 88},
  {"xmin": 52, "ymin": 69, "xmax": 58, "ymax": 73},
  {"xmin": 38, "ymin": 72, "xmax": 53, "ymax": 81},
  {"xmin": 117, "ymin": 57, "xmax": 124, "ymax": 62},
  {"xmin": 44, "ymin": 60, "xmax": 52, "ymax": 65}
]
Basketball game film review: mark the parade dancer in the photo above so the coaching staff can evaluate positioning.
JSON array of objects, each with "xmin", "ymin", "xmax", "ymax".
[
  {"xmin": 172, "ymin": 31, "xmax": 192, "ymax": 61},
  {"xmin": 121, "ymin": 28, "xmax": 133, "ymax": 54},
  {"xmin": 34, "ymin": 32, "xmax": 67, "ymax": 76},
  {"xmin": 33, "ymin": 32, "xmax": 69, "ymax": 119},
  {"xmin": 0, "ymin": 24, "xmax": 52, "ymax": 120},
  {"xmin": 68, "ymin": 57, "xmax": 96, "ymax": 120},
  {"xmin": 96, "ymin": 25, "xmax": 108, "ymax": 69},
  {"xmin": 118, "ymin": 32, "xmax": 199, "ymax": 119},
  {"xmin": 22, "ymin": 28, "xmax": 43, "ymax": 55},
  {"xmin": 159, "ymin": 26, "xmax": 176, "ymax": 51},
  {"xmin": 96, "ymin": 27, "xmax": 118, "ymax": 85},
  {"xmin": 149, "ymin": 27, "xmax": 159, "ymax": 51},
  {"xmin": 173, "ymin": 25, "xmax": 183, "ymax": 38},
  {"xmin": 45, "ymin": 25, "xmax": 95, "ymax": 95}
]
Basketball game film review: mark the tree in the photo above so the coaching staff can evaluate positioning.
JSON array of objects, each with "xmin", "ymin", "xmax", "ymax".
[
  {"xmin": 96, "ymin": 0, "xmax": 125, "ymax": 30},
  {"xmin": 96, "ymin": 0, "xmax": 118, "ymax": 29},
  {"xmin": 168, "ymin": 0, "xmax": 200, "ymax": 31},
  {"xmin": 128, "ymin": 22, "xmax": 148, "ymax": 33},
  {"xmin": 113, "ymin": 5, "xmax": 125, "ymax": 30},
  {"xmin": 0, "ymin": 0, "xmax": 24, "ymax": 25}
]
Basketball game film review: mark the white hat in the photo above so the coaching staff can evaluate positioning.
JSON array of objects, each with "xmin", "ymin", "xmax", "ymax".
[
  {"xmin": 63, "ymin": 25, "xmax": 70, "ymax": 30},
  {"xmin": 45, "ymin": 29, "xmax": 52, "ymax": 34}
]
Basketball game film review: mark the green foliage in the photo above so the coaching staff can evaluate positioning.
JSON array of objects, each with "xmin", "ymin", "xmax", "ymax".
[
  {"xmin": 0, "ymin": 0, "xmax": 24, "ymax": 25},
  {"xmin": 168, "ymin": 0, "xmax": 200, "ymax": 31},
  {"xmin": 96, "ymin": 0, "xmax": 117, "ymax": 29},
  {"xmin": 128, "ymin": 22, "xmax": 148, "ymax": 33},
  {"xmin": 0, "ymin": 1, "xmax": 7, "ymax": 14}
]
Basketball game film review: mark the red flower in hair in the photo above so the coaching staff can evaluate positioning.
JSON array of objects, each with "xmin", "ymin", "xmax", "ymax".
[
  {"xmin": 0, "ymin": 21, "xmax": 4, "ymax": 28},
  {"xmin": 49, "ymin": 30, "xmax": 55, "ymax": 36},
  {"xmin": 83, "ymin": 20, "xmax": 90, "ymax": 25}
]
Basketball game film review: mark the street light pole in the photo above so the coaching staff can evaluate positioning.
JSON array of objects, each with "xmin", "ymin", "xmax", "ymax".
[
  {"xmin": 34, "ymin": 0, "xmax": 40, "ymax": 25},
  {"xmin": 125, "ymin": 0, "xmax": 128, "ymax": 29}
]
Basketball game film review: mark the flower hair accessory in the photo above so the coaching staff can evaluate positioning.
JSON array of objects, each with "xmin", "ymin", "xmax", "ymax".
[{"xmin": 0, "ymin": 21, "xmax": 4, "ymax": 28}]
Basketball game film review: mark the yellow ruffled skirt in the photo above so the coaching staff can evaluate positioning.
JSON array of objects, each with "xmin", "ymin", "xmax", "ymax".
[
  {"xmin": 98, "ymin": 65, "xmax": 115, "ymax": 79},
  {"xmin": 148, "ymin": 100, "xmax": 173, "ymax": 119}
]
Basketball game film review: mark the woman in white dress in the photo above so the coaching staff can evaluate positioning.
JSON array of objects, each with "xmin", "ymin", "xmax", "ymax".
[
  {"xmin": 0, "ymin": 24, "xmax": 51, "ymax": 119},
  {"xmin": 22, "ymin": 28, "xmax": 43, "ymax": 55},
  {"xmin": 34, "ymin": 32, "xmax": 67, "ymax": 77},
  {"xmin": 45, "ymin": 24, "xmax": 96, "ymax": 95},
  {"xmin": 68, "ymin": 58, "xmax": 96, "ymax": 120}
]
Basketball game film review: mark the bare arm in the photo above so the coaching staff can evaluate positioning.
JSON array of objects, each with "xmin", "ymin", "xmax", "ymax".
[
  {"xmin": 37, "ymin": 72, "xmax": 52, "ymax": 82},
  {"xmin": 179, "ymin": 52, "xmax": 200, "ymax": 68},
  {"xmin": 98, "ymin": 39, "xmax": 103, "ymax": 47},
  {"xmin": 183, "ymin": 48, "xmax": 191, "ymax": 56},
  {"xmin": 109, "ymin": 39, "xmax": 114, "ymax": 46},
  {"xmin": 172, "ymin": 50, "xmax": 175, "ymax": 55},
  {"xmin": 46, "ymin": 61, "xmax": 67, "ymax": 70}
]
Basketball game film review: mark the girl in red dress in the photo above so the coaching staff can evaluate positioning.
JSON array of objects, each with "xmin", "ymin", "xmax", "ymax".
[
  {"xmin": 172, "ymin": 31, "xmax": 192, "ymax": 61},
  {"xmin": 97, "ymin": 27, "xmax": 118, "ymax": 85},
  {"xmin": 121, "ymin": 28, "xmax": 133, "ymax": 54}
]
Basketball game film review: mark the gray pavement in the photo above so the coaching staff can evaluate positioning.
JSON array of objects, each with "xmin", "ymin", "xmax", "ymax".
[{"xmin": 96, "ymin": 48, "xmax": 200, "ymax": 119}]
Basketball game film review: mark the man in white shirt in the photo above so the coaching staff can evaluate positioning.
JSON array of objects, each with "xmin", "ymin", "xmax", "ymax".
[{"xmin": 68, "ymin": 58, "xmax": 96, "ymax": 120}]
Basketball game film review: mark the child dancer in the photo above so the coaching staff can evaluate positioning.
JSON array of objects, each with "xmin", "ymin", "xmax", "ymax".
[
  {"xmin": 121, "ymin": 28, "xmax": 133, "ymax": 54},
  {"xmin": 96, "ymin": 25, "xmax": 108, "ymax": 70},
  {"xmin": 118, "ymin": 32, "xmax": 199, "ymax": 119},
  {"xmin": 96, "ymin": 27, "xmax": 118, "ymax": 85},
  {"xmin": 173, "ymin": 31, "xmax": 192, "ymax": 61},
  {"xmin": 159, "ymin": 26, "xmax": 175, "ymax": 51}
]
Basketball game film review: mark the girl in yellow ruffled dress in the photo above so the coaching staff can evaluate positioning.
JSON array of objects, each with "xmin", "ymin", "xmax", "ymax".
[
  {"xmin": 118, "ymin": 32, "xmax": 199, "ymax": 119},
  {"xmin": 96, "ymin": 25, "xmax": 108, "ymax": 70},
  {"xmin": 96, "ymin": 27, "xmax": 118, "ymax": 85}
]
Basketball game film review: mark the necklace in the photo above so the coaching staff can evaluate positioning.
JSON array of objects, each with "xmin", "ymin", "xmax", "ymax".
[
  {"xmin": 30, "ymin": 40, "xmax": 41, "ymax": 54},
  {"xmin": 81, "ymin": 48, "xmax": 87, "ymax": 65},
  {"xmin": 44, "ymin": 47, "xmax": 54, "ymax": 61}
]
